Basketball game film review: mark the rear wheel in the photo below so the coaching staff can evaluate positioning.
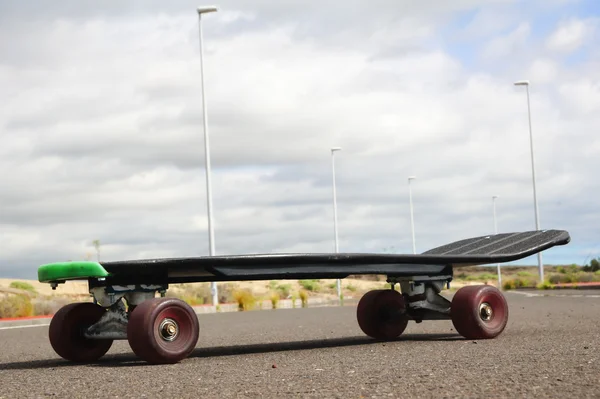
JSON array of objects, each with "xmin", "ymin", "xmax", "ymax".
[
  {"xmin": 127, "ymin": 297, "xmax": 199, "ymax": 364},
  {"xmin": 357, "ymin": 289, "xmax": 409, "ymax": 340},
  {"xmin": 451, "ymin": 285, "xmax": 508, "ymax": 339},
  {"xmin": 49, "ymin": 302, "xmax": 113, "ymax": 362}
]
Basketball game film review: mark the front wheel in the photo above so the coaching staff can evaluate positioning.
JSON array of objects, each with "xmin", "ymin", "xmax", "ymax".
[
  {"xmin": 127, "ymin": 298, "xmax": 200, "ymax": 364},
  {"xmin": 450, "ymin": 285, "xmax": 509, "ymax": 339}
]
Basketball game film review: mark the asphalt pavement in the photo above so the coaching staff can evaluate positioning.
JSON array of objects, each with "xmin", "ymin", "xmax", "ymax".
[{"xmin": 0, "ymin": 289, "xmax": 598, "ymax": 398}]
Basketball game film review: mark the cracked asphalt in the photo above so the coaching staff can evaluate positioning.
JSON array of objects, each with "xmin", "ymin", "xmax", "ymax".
[{"xmin": 0, "ymin": 289, "xmax": 599, "ymax": 398}]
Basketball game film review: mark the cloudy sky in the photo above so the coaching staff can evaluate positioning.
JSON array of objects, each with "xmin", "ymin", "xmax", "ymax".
[{"xmin": 1, "ymin": 0, "xmax": 599, "ymax": 279}]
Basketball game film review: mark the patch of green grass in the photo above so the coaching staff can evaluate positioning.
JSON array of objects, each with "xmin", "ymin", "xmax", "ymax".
[
  {"xmin": 463, "ymin": 273, "xmax": 497, "ymax": 282},
  {"xmin": 299, "ymin": 279, "xmax": 320, "ymax": 292},
  {"xmin": 516, "ymin": 271, "xmax": 534, "ymax": 278},
  {"xmin": 346, "ymin": 283, "xmax": 357, "ymax": 292},
  {"xmin": 9, "ymin": 281, "xmax": 36, "ymax": 293},
  {"xmin": 291, "ymin": 292, "xmax": 298, "ymax": 308},
  {"xmin": 502, "ymin": 277, "xmax": 537, "ymax": 290},
  {"xmin": 536, "ymin": 281, "xmax": 553, "ymax": 290},
  {"xmin": 548, "ymin": 272, "xmax": 598, "ymax": 284}
]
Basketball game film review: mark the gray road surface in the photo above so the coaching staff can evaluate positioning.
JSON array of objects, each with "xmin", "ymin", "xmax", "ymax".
[{"xmin": 0, "ymin": 290, "xmax": 599, "ymax": 398}]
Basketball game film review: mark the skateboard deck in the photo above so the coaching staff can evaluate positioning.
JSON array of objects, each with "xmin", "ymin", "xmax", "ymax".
[{"xmin": 38, "ymin": 229, "xmax": 570, "ymax": 286}]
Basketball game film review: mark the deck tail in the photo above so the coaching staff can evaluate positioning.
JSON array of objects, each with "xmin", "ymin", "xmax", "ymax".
[{"xmin": 422, "ymin": 229, "xmax": 570, "ymax": 260}]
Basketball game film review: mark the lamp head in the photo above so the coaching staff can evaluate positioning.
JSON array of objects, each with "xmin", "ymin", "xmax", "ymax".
[
  {"xmin": 514, "ymin": 80, "xmax": 530, "ymax": 86},
  {"xmin": 331, "ymin": 147, "xmax": 342, "ymax": 152},
  {"xmin": 197, "ymin": 6, "xmax": 218, "ymax": 14}
]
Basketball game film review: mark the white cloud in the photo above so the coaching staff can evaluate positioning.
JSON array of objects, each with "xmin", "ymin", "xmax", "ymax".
[
  {"xmin": 1, "ymin": 1, "xmax": 599, "ymax": 279},
  {"xmin": 528, "ymin": 58, "xmax": 559, "ymax": 84},
  {"xmin": 558, "ymin": 79, "xmax": 600, "ymax": 115},
  {"xmin": 546, "ymin": 17, "xmax": 597, "ymax": 53}
]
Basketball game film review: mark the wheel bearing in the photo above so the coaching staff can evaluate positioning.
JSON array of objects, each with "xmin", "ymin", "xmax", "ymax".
[
  {"xmin": 159, "ymin": 318, "xmax": 179, "ymax": 342},
  {"xmin": 479, "ymin": 302, "xmax": 493, "ymax": 321}
]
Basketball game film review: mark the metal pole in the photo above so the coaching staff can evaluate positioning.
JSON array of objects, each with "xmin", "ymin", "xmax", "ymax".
[
  {"xmin": 197, "ymin": 10, "xmax": 219, "ymax": 307},
  {"xmin": 408, "ymin": 177, "xmax": 416, "ymax": 254},
  {"xmin": 493, "ymin": 195, "xmax": 501, "ymax": 288},
  {"xmin": 331, "ymin": 148, "xmax": 342, "ymax": 303},
  {"xmin": 524, "ymin": 84, "xmax": 544, "ymax": 283}
]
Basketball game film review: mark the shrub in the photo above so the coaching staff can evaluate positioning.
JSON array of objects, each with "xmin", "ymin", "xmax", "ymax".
[
  {"xmin": 346, "ymin": 283, "xmax": 357, "ymax": 292},
  {"xmin": 503, "ymin": 280, "xmax": 516, "ymax": 290},
  {"xmin": 167, "ymin": 283, "xmax": 212, "ymax": 306},
  {"xmin": 9, "ymin": 281, "xmax": 37, "ymax": 293},
  {"xmin": 556, "ymin": 266, "xmax": 566, "ymax": 274},
  {"xmin": 517, "ymin": 271, "xmax": 534, "ymax": 278},
  {"xmin": 548, "ymin": 274, "xmax": 563, "ymax": 285},
  {"xmin": 270, "ymin": 292, "xmax": 280, "ymax": 309},
  {"xmin": 218, "ymin": 283, "xmax": 237, "ymax": 304},
  {"xmin": 298, "ymin": 289, "xmax": 309, "ymax": 308},
  {"xmin": 576, "ymin": 273, "xmax": 594, "ymax": 283},
  {"xmin": 0, "ymin": 295, "xmax": 34, "ymax": 318},
  {"xmin": 568, "ymin": 264, "xmax": 579, "ymax": 273},
  {"xmin": 276, "ymin": 283, "xmax": 292, "ymax": 298},
  {"xmin": 233, "ymin": 289, "xmax": 256, "ymax": 311},
  {"xmin": 513, "ymin": 278, "xmax": 525, "ymax": 288},
  {"xmin": 537, "ymin": 281, "xmax": 553, "ymax": 290},
  {"xmin": 299, "ymin": 280, "xmax": 320, "ymax": 292}
]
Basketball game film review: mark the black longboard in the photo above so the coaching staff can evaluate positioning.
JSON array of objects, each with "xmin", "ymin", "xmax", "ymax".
[
  {"xmin": 39, "ymin": 228, "xmax": 571, "ymax": 365},
  {"xmin": 92, "ymin": 229, "xmax": 569, "ymax": 285}
]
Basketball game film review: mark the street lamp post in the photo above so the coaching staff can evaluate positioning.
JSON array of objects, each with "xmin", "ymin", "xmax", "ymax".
[
  {"xmin": 514, "ymin": 80, "xmax": 544, "ymax": 283},
  {"xmin": 331, "ymin": 147, "xmax": 342, "ymax": 303},
  {"xmin": 408, "ymin": 176, "xmax": 416, "ymax": 254},
  {"xmin": 492, "ymin": 195, "xmax": 501, "ymax": 288},
  {"xmin": 197, "ymin": 5, "xmax": 219, "ymax": 307}
]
